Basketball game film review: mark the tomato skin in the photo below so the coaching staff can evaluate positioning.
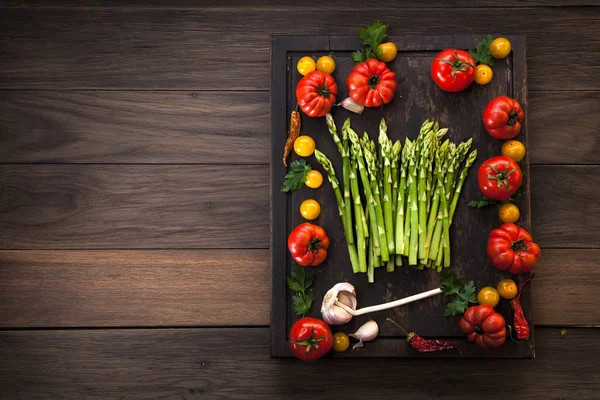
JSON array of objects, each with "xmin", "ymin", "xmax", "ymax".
[
  {"xmin": 490, "ymin": 38, "xmax": 512, "ymax": 59},
  {"xmin": 501, "ymin": 140, "xmax": 526, "ymax": 162},
  {"xmin": 377, "ymin": 42, "xmax": 397, "ymax": 62},
  {"xmin": 287, "ymin": 222, "xmax": 329, "ymax": 267},
  {"xmin": 487, "ymin": 223, "xmax": 541, "ymax": 274},
  {"xmin": 474, "ymin": 64, "xmax": 493, "ymax": 85},
  {"xmin": 477, "ymin": 286, "xmax": 500, "ymax": 308},
  {"xmin": 316, "ymin": 56, "xmax": 336, "ymax": 74},
  {"xmin": 300, "ymin": 199, "xmax": 321, "ymax": 220},
  {"xmin": 297, "ymin": 56, "xmax": 316, "ymax": 76},
  {"xmin": 293, "ymin": 136, "xmax": 315, "ymax": 157},
  {"xmin": 477, "ymin": 156, "xmax": 523, "ymax": 201},
  {"xmin": 346, "ymin": 58, "xmax": 397, "ymax": 107},
  {"xmin": 289, "ymin": 317, "xmax": 333, "ymax": 361},
  {"xmin": 460, "ymin": 305, "xmax": 506, "ymax": 348},
  {"xmin": 483, "ymin": 96, "xmax": 524, "ymax": 139},
  {"xmin": 431, "ymin": 49, "xmax": 476, "ymax": 92},
  {"xmin": 497, "ymin": 279, "xmax": 518, "ymax": 300},
  {"xmin": 332, "ymin": 332, "xmax": 350, "ymax": 352},
  {"xmin": 498, "ymin": 203, "xmax": 520, "ymax": 224},
  {"xmin": 305, "ymin": 170, "xmax": 323, "ymax": 189},
  {"xmin": 296, "ymin": 71, "xmax": 338, "ymax": 118}
]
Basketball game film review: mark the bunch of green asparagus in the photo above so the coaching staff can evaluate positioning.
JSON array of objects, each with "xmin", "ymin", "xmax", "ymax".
[{"xmin": 314, "ymin": 114, "xmax": 477, "ymax": 283}]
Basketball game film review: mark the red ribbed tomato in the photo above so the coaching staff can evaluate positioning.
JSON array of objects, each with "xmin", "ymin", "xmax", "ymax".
[
  {"xmin": 296, "ymin": 70, "xmax": 338, "ymax": 118},
  {"xmin": 346, "ymin": 58, "xmax": 397, "ymax": 107},
  {"xmin": 487, "ymin": 223, "xmax": 541, "ymax": 274}
]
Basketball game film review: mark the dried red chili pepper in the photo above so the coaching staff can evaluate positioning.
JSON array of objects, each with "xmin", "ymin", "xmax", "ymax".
[
  {"xmin": 282, "ymin": 110, "xmax": 301, "ymax": 166},
  {"xmin": 511, "ymin": 273, "xmax": 535, "ymax": 340},
  {"xmin": 387, "ymin": 318, "xmax": 463, "ymax": 356}
]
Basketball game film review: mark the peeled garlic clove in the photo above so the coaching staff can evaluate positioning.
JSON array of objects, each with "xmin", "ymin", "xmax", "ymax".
[
  {"xmin": 337, "ymin": 97, "xmax": 364, "ymax": 114},
  {"xmin": 321, "ymin": 282, "xmax": 357, "ymax": 325},
  {"xmin": 349, "ymin": 320, "xmax": 379, "ymax": 350}
]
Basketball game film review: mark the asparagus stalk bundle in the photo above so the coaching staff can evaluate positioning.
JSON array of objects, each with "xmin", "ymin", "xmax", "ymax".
[{"xmin": 317, "ymin": 114, "xmax": 477, "ymax": 282}]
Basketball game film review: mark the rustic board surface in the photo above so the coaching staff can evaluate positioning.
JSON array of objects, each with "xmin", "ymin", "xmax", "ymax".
[{"xmin": 271, "ymin": 35, "xmax": 532, "ymax": 358}]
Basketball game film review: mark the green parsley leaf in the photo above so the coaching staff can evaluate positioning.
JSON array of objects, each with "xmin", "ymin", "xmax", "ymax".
[
  {"xmin": 444, "ymin": 297, "xmax": 469, "ymax": 317},
  {"xmin": 353, "ymin": 20, "xmax": 388, "ymax": 64},
  {"xmin": 461, "ymin": 281, "xmax": 478, "ymax": 304},
  {"xmin": 280, "ymin": 159, "xmax": 311, "ymax": 193},
  {"xmin": 351, "ymin": 50, "xmax": 368, "ymax": 64},
  {"xmin": 468, "ymin": 197, "xmax": 492, "ymax": 208},
  {"xmin": 440, "ymin": 272, "xmax": 478, "ymax": 317},
  {"xmin": 469, "ymin": 35, "xmax": 495, "ymax": 67},
  {"xmin": 288, "ymin": 263, "xmax": 315, "ymax": 317}
]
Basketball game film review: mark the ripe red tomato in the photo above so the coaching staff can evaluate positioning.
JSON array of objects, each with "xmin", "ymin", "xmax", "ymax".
[
  {"xmin": 287, "ymin": 222, "xmax": 329, "ymax": 267},
  {"xmin": 477, "ymin": 156, "xmax": 523, "ymax": 201},
  {"xmin": 460, "ymin": 305, "xmax": 506, "ymax": 348},
  {"xmin": 346, "ymin": 58, "xmax": 397, "ymax": 107},
  {"xmin": 296, "ymin": 70, "xmax": 338, "ymax": 118},
  {"xmin": 483, "ymin": 96, "xmax": 524, "ymax": 139},
  {"xmin": 488, "ymin": 223, "xmax": 541, "ymax": 274},
  {"xmin": 289, "ymin": 317, "xmax": 333, "ymax": 361},
  {"xmin": 431, "ymin": 49, "xmax": 476, "ymax": 92}
]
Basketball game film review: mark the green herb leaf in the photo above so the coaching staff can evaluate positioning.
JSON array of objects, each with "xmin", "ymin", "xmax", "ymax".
[
  {"xmin": 281, "ymin": 159, "xmax": 311, "ymax": 192},
  {"xmin": 353, "ymin": 20, "xmax": 388, "ymax": 64},
  {"xmin": 288, "ymin": 263, "xmax": 315, "ymax": 317},
  {"xmin": 468, "ymin": 197, "xmax": 492, "ymax": 208},
  {"xmin": 469, "ymin": 35, "xmax": 495, "ymax": 67},
  {"xmin": 440, "ymin": 272, "xmax": 478, "ymax": 317},
  {"xmin": 461, "ymin": 281, "xmax": 478, "ymax": 304},
  {"xmin": 444, "ymin": 297, "xmax": 469, "ymax": 317}
]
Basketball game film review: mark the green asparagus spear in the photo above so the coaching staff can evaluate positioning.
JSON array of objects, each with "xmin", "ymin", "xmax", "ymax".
[
  {"xmin": 408, "ymin": 138, "xmax": 419, "ymax": 265},
  {"xmin": 379, "ymin": 119, "xmax": 396, "ymax": 257},
  {"xmin": 364, "ymin": 144, "xmax": 390, "ymax": 263},
  {"xmin": 449, "ymin": 149, "xmax": 478, "ymax": 222},
  {"xmin": 350, "ymin": 157, "xmax": 367, "ymax": 273}
]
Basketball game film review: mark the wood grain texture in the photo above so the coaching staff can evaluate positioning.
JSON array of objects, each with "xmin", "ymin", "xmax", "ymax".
[
  {"xmin": 0, "ymin": 91, "xmax": 269, "ymax": 164},
  {"xmin": 1, "ymin": 90, "xmax": 595, "ymax": 164},
  {"xmin": 0, "ymin": 248, "xmax": 594, "ymax": 328},
  {"xmin": 0, "ymin": 327, "xmax": 598, "ymax": 400},
  {"xmin": 0, "ymin": 165, "xmax": 595, "ymax": 249},
  {"xmin": 0, "ymin": 250, "xmax": 270, "ymax": 327},
  {"xmin": 531, "ymin": 166, "xmax": 600, "ymax": 248},
  {"xmin": 532, "ymin": 249, "xmax": 599, "ymax": 326},
  {"xmin": 528, "ymin": 91, "xmax": 600, "ymax": 165},
  {"xmin": 0, "ymin": 165, "xmax": 269, "ymax": 249},
  {"xmin": 1, "ymin": 7, "xmax": 598, "ymax": 90}
]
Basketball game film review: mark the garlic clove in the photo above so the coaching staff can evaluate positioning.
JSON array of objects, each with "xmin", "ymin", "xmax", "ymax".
[
  {"xmin": 321, "ymin": 282, "xmax": 357, "ymax": 325},
  {"xmin": 337, "ymin": 97, "xmax": 365, "ymax": 114},
  {"xmin": 349, "ymin": 320, "xmax": 379, "ymax": 350}
]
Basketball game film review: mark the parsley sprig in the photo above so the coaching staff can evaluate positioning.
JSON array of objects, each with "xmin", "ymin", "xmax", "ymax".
[
  {"xmin": 468, "ymin": 184, "xmax": 524, "ymax": 208},
  {"xmin": 280, "ymin": 159, "xmax": 311, "ymax": 193},
  {"xmin": 440, "ymin": 271, "xmax": 478, "ymax": 316},
  {"xmin": 351, "ymin": 20, "xmax": 388, "ymax": 64},
  {"xmin": 469, "ymin": 35, "xmax": 495, "ymax": 67},
  {"xmin": 287, "ymin": 263, "xmax": 315, "ymax": 316}
]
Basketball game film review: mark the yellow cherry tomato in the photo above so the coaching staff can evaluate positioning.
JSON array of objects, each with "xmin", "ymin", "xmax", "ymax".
[
  {"xmin": 305, "ymin": 170, "xmax": 323, "ymax": 189},
  {"xmin": 497, "ymin": 279, "xmax": 518, "ymax": 300},
  {"xmin": 316, "ymin": 56, "xmax": 336, "ymax": 74},
  {"xmin": 477, "ymin": 286, "xmax": 500, "ymax": 308},
  {"xmin": 293, "ymin": 135, "xmax": 315, "ymax": 157},
  {"xmin": 498, "ymin": 203, "xmax": 520, "ymax": 224},
  {"xmin": 332, "ymin": 332, "xmax": 350, "ymax": 352},
  {"xmin": 297, "ymin": 56, "xmax": 316, "ymax": 76},
  {"xmin": 300, "ymin": 199, "xmax": 321, "ymax": 220},
  {"xmin": 377, "ymin": 42, "xmax": 398, "ymax": 63},
  {"xmin": 490, "ymin": 37, "xmax": 512, "ymax": 59},
  {"xmin": 474, "ymin": 64, "xmax": 493, "ymax": 85},
  {"xmin": 501, "ymin": 140, "xmax": 526, "ymax": 162}
]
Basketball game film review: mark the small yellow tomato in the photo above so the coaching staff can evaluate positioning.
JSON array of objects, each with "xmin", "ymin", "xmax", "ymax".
[
  {"xmin": 305, "ymin": 170, "xmax": 323, "ymax": 189},
  {"xmin": 477, "ymin": 286, "xmax": 500, "ymax": 308},
  {"xmin": 474, "ymin": 64, "xmax": 493, "ymax": 85},
  {"xmin": 316, "ymin": 56, "xmax": 336, "ymax": 74},
  {"xmin": 497, "ymin": 279, "xmax": 518, "ymax": 300},
  {"xmin": 332, "ymin": 332, "xmax": 350, "ymax": 352},
  {"xmin": 300, "ymin": 199, "xmax": 321, "ymax": 220},
  {"xmin": 377, "ymin": 42, "xmax": 398, "ymax": 63},
  {"xmin": 297, "ymin": 56, "xmax": 316, "ymax": 76},
  {"xmin": 498, "ymin": 203, "xmax": 520, "ymax": 224},
  {"xmin": 293, "ymin": 135, "xmax": 315, "ymax": 157},
  {"xmin": 502, "ymin": 140, "xmax": 526, "ymax": 162},
  {"xmin": 490, "ymin": 37, "xmax": 512, "ymax": 59}
]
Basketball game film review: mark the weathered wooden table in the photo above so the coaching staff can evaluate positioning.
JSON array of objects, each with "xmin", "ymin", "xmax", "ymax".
[{"xmin": 0, "ymin": 1, "xmax": 598, "ymax": 399}]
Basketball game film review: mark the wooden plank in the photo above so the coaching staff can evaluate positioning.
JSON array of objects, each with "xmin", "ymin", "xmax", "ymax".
[
  {"xmin": 533, "ymin": 249, "xmax": 599, "ymax": 326},
  {"xmin": 0, "ymin": 248, "xmax": 594, "ymax": 328},
  {"xmin": 8, "ymin": 1, "xmax": 600, "ymax": 8},
  {"xmin": 0, "ymin": 165, "xmax": 595, "ymax": 249},
  {"xmin": 1, "ymin": 7, "xmax": 598, "ymax": 90},
  {"xmin": 0, "ymin": 165, "xmax": 269, "ymax": 249},
  {"xmin": 0, "ymin": 250, "xmax": 270, "ymax": 327},
  {"xmin": 531, "ymin": 166, "xmax": 600, "ymax": 248},
  {"xmin": 0, "ymin": 90, "xmax": 596, "ymax": 165},
  {"xmin": 0, "ymin": 327, "xmax": 598, "ymax": 399},
  {"xmin": 528, "ymin": 91, "xmax": 600, "ymax": 165},
  {"xmin": 0, "ymin": 91, "xmax": 269, "ymax": 164}
]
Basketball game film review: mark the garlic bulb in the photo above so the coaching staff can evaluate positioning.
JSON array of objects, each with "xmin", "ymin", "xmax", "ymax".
[
  {"xmin": 337, "ymin": 97, "xmax": 364, "ymax": 114},
  {"xmin": 321, "ymin": 282, "xmax": 357, "ymax": 325},
  {"xmin": 349, "ymin": 320, "xmax": 379, "ymax": 349}
]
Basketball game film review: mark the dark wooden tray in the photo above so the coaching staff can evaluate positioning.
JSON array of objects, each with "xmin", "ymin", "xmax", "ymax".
[{"xmin": 271, "ymin": 35, "xmax": 533, "ymax": 358}]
